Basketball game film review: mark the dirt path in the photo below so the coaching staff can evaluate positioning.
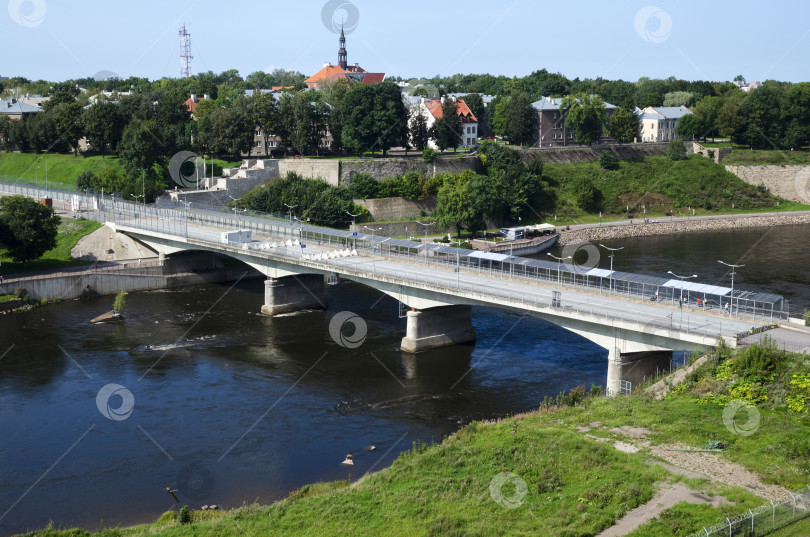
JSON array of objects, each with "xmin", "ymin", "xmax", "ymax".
[{"xmin": 596, "ymin": 482, "xmax": 728, "ymax": 537}]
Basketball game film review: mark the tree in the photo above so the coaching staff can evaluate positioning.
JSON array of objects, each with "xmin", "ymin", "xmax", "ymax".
[
  {"xmin": 492, "ymin": 91, "xmax": 534, "ymax": 146},
  {"xmin": 209, "ymin": 105, "xmax": 255, "ymax": 159},
  {"xmin": 676, "ymin": 113, "xmax": 707, "ymax": 141},
  {"xmin": 0, "ymin": 195, "xmax": 61, "ymax": 265},
  {"xmin": 560, "ymin": 93, "xmax": 607, "ymax": 145},
  {"xmin": 117, "ymin": 119, "xmax": 164, "ymax": 179},
  {"xmin": 342, "ymin": 82, "xmax": 408, "ymax": 156},
  {"xmin": 408, "ymin": 109, "xmax": 430, "ymax": 151},
  {"xmin": 251, "ymin": 92, "xmax": 278, "ymax": 156},
  {"xmin": 663, "ymin": 91, "xmax": 695, "ymax": 107},
  {"xmin": 433, "ymin": 172, "xmax": 477, "ymax": 235},
  {"xmin": 82, "ymin": 101, "xmax": 124, "ymax": 157},
  {"xmin": 49, "ymin": 102, "xmax": 84, "ymax": 154},
  {"xmin": 608, "ymin": 106, "xmax": 640, "ymax": 144},
  {"xmin": 569, "ymin": 177, "xmax": 598, "ymax": 211},
  {"xmin": 599, "ymin": 150, "xmax": 619, "ymax": 170},
  {"xmin": 692, "ymin": 96, "xmax": 723, "ymax": 141},
  {"xmin": 667, "ymin": 139, "xmax": 687, "ymax": 161}
]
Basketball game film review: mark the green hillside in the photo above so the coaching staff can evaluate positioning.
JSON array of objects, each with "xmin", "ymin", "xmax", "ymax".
[{"xmin": 540, "ymin": 154, "xmax": 790, "ymax": 221}]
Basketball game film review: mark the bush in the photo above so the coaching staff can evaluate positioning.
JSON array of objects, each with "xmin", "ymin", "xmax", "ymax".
[
  {"xmin": 113, "ymin": 291, "xmax": 126, "ymax": 314},
  {"xmin": 526, "ymin": 157, "xmax": 544, "ymax": 176},
  {"xmin": 179, "ymin": 505, "xmax": 191, "ymax": 525},
  {"xmin": 346, "ymin": 173, "xmax": 379, "ymax": 199},
  {"xmin": 13, "ymin": 286, "xmax": 27, "ymax": 299},
  {"xmin": 40, "ymin": 298, "xmax": 47, "ymax": 306},
  {"xmin": 599, "ymin": 150, "xmax": 619, "ymax": 170},
  {"xmin": 707, "ymin": 149, "xmax": 715, "ymax": 159},
  {"xmin": 422, "ymin": 147, "xmax": 437, "ymax": 163},
  {"xmin": 667, "ymin": 139, "xmax": 687, "ymax": 161}
]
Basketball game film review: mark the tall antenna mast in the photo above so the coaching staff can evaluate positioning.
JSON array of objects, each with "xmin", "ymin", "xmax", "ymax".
[{"xmin": 179, "ymin": 23, "xmax": 193, "ymax": 78}]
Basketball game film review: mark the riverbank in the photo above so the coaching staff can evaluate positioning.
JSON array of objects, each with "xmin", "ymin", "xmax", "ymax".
[
  {"xmin": 557, "ymin": 212, "xmax": 810, "ymax": 246},
  {"xmin": 19, "ymin": 340, "xmax": 810, "ymax": 537}
]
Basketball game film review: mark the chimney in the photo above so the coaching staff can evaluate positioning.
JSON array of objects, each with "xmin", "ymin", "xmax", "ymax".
[
  {"xmin": 354, "ymin": 62, "xmax": 359, "ymax": 68},
  {"xmin": 324, "ymin": 62, "xmax": 331, "ymax": 68},
  {"xmin": 190, "ymin": 94, "xmax": 197, "ymax": 102},
  {"xmin": 441, "ymin": 96, "xmax": 446, "ymax": 104},
  {"xmin": 203, "ymin": 94, "xmax": 210, "ymax": 100}
]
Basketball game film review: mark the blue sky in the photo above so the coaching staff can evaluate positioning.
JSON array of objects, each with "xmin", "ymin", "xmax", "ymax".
[{"xmin": 4, "ymin": 0, "xmax": 809, "ymax": 83}]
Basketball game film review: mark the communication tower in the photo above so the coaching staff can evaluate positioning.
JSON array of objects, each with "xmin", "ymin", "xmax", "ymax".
[{"xmin": 179, "ymin": 23, "xmax": 193, "ymax": 78}]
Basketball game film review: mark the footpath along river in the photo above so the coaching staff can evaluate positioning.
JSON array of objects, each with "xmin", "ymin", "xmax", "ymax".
[{"xmin": 0, "ymin": 222, "xmax": 808, "ymax": 535}]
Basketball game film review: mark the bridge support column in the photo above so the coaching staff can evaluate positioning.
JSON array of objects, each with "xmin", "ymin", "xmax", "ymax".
[
  {"xmin": 260, "ymin": 274, "xmax": 325, "ymax": 316},
  {"xmin": 607, "ymin": 350, "xmax": 673, "ymax": 396},
  {"xmin": 400, "ymin": 305, "xmax": 476, "ymax": 353}
]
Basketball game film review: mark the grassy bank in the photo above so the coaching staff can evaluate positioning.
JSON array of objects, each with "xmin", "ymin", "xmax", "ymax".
[
  {"xmin": 18, "ymin": 339, "xmax": 810, "ymax": 537},
  {"xmin": 0, "ymin": 219, "xmax": 101, "ymax": 275},
  {"xmin": 722, "ymin": 149, "xmax": 810, "ymax": 166},
  {"xmin": 539, "ymin": 154, "xmax": 788, "ymax": 222},
  {"xmin": 0, "ymin": 153, "xmax": 242, "ymax": 190}
]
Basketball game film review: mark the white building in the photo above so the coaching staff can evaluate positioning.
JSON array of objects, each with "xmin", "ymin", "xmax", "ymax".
[
  {"xmin": 418, "ymin": 96, "xmax": 478, "ymax": 150},
  {"xmin": 639, "ymin": 106, "xmax": 693, "ymax": 142}
]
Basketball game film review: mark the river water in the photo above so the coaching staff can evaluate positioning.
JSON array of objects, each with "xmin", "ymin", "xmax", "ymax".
[{"xmin": 0, "ymin": 223, "xmax": 808, "ymax": 535}]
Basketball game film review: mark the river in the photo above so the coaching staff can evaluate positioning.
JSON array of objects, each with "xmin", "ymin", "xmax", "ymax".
[{"xmin": 0, "ymin": 223, "xmax": 808, "ymax": 535}]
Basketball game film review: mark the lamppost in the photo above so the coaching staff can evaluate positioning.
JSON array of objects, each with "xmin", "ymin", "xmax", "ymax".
[
  {"xmin": 415, "ymin": 221, "xmax": 433, "ymax": 264},
  {"xmin": 547, "ymin": 253, "xmax": 572, "ymax": 288},
  {"xmin": 667, "ymin": 270, "xmax": 697, "ymax": 325},
  {"xmin": 295, "ymin": 217, "xmax": 310, "ymax": 256},
  {"xmin": 363, "ymin": 226, "xmax": 382, "ymax": 256},
  {"xmin": 180, "ymin": 199, "xmax": 191, "ymax": 238},
  {"xmin": 776, "ymin": 201, "xmax": 780, "ymax": 216},
  {"xmin": 718, "ymin": 260, "xmax": 744, "ymax": 317},
  {"xmin": 346, "ymin": 210, "xmax": 360, "ymax": 249},
  {"xmin": 284, "ymin": 203, "xmax": 297, "ymax": 223},
  {"xmin": 731, "ymin": 203, "xmax": 734, "ymax": 218},
  {"xmin": 599, "ymin": 244, "xmax": 624, "ymax": 294}
]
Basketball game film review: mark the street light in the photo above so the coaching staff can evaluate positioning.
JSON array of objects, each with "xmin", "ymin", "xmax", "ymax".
[
  {"xmin": 667, "ymin": 270, "xmax": 697, "ymax": 325},
  {"xmin": 179, "ymin": 199, "xmax": 191, "ymax": 237},
  {"xmin": 599, "ymin": 244, "xmax": 624, "ymax": 294},
  {"xmin": 547, "ymin": 253, "xmax": 572, "ymax": 287},
  {"xmin": 776, "ymin": 201, "xmax": 780, "ymax": 216},
  {"xmin": 718, "ymin": 260, "xmax": 744, "ymax": 317},
  {"xmin": 363, "ymin": 225, "xmax": 382, "ymax": 256},
  {"xmin": 415, "ymin": 221, "xmax": 433, "ymax": 264},
  {"xmin": 295, "ymin": 217, "xmax": 310, "ymax": 256},
  {"xmin": 284, "ymin": 203, "xmax": 297, "ymax": 223}
]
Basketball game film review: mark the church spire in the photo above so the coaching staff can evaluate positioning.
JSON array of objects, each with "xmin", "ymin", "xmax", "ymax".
[{"xmin": 338, "ymin": 24, "xmax": 348, "ymax": 70}]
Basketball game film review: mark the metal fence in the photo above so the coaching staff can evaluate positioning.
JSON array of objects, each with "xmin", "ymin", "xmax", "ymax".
[{"xmin": 686, "ymin": 488, "xmax": 810, "ymax": 537}]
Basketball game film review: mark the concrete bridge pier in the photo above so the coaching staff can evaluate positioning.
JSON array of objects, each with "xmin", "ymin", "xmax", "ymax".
[
  {"xmin": 606, "ymin": 350, "xmax": 674, "ymax": 395},
  {"xmin": 400, "ymin": 305, "xmax": 476, "ymax": 353},
  {"xmin": 261, "ymin": 274, "xmax": 325, "ymax": 316}
]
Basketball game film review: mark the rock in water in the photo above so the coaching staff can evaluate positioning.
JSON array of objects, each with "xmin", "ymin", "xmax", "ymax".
[{"xmin": 89, "ymin": 310, "xmax": 124, "ymax": 324}]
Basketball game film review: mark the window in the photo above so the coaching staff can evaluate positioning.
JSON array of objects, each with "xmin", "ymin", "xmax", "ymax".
[
  {"xmin": 553, "ymin": 113, "xmax": 558, "ymax": 119},
  {"xmin": 256, "ymin": 141, "xmax": 262, "ymax": 148},
  {"xmin": 268, "ymin": 141, "xmax": 276, "ymax": 147},
  {"xmin": 472, "ymin": 126, "xmax": 476, "ymax": 133},
  {"xmin": 256, "ymin": 129, "xmax": 262, "ymax": 136},
  {"xmin": 567, "ymin": 132, "xmax": 572, "ymax": 138}
]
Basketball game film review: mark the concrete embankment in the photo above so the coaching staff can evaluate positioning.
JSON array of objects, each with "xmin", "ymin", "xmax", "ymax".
[
  {"xmin": 0, "ymin": 253, "xmax": 263, "ymax": 302},
  {"xmin": 557, "ymin": 213, "xmax": 810, "ymax": 246}
]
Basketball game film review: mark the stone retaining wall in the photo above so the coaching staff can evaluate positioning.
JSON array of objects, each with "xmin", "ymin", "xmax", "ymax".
[
  {"xmin": 557, "ymin": 214, "xmax": 810, "ymax": 246},
  {"xmin": 354, "ymin": 196, "xmax": 437, "ymax": 221},
  {"xmin": 725, "ymin": 165, "xmax": 810, "ymax": 204},
  {"xmin": 520, "ymin": 143, "xmax": 669, "ymax": 164}
]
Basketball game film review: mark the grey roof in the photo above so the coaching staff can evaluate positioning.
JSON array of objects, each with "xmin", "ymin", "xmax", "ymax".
[
  {"xmin": 0, "ymin": 99, "xmax": 43, "ymax": 115},
  {"xmin": 643, "ymin": 106, "xmax": 692, "ymax": 120},
  {"xmin": 532, "ymin": 95, "xmax": 616, "ymax": 111}
]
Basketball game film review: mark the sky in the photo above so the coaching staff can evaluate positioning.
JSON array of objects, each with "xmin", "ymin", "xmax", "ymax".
[{"xmin": 4, "ymin": 0, "xmax": 809, "ymax": 84}]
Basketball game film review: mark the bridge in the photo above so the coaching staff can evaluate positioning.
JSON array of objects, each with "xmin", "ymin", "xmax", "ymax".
[{"xmin": 0, "ymin": 183, "xmax": 794, "ymax": 393}]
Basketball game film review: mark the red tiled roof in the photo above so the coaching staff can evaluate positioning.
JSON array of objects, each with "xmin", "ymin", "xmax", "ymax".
[
  {"xmin": 271, "ymin": 86, "xmax": 294, "ymax": 91},
  {"xmin": 184, "ymin": 96, "xmax": 205, "ymax": 113},
  {"xmin": 424, "ymin": 99, "xmax": 477, "ymax": 123},
  {"xmin": 361, "ymin": 73, "xmax": 386, "ymax": 84},
  {"xmin": 304, "ymin": 65, "xmax": 348, "ymax": 87}
]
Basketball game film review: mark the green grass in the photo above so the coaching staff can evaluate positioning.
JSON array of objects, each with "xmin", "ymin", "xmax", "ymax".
[
  {"xmin": 536, "ymin": 154, "xmax": 805, "ymax": 225},
  {"xmin": 0, "ymin": 294, "xmax": 18, "ymax": 302},
  {"xmin": 1, "ymin": 219, "xmax": 101, "ymax": 275},
  {"xmin": 722, "ymin": 149, "xmax": 810, "ymax": 166},
  {"xmin": 16, "ymin": 341, "xmax": 810, "ymax": 537},
  {"xmin": 0, "ymin": 153, "xmax": 242, "ymax": 191}
]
